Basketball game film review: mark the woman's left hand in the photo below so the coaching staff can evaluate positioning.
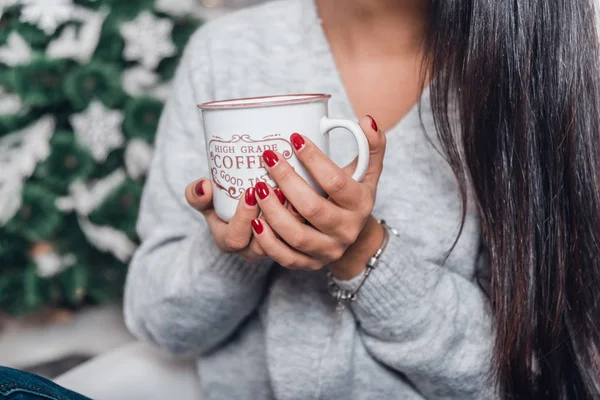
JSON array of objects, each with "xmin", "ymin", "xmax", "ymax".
[{"xmin": 251, "ymin": 116, "xmax": 386, "ymax": 278}]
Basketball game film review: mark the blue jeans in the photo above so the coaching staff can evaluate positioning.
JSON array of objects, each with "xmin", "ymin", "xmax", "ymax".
[{"xmin": 0, "ymin": 367, "xmax": 90, "ymax": 400}]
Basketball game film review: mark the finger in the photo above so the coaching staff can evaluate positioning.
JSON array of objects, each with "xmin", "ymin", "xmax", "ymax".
[
  {"xmin": 341, "ymin": 157, "xmax": 359, "ymax": 176},
  {"xmin": 275, "ymin": 187, "xmax": 305, "ymax": 224},
  {"xmin": 247, "ymin": 238, "xmax": 267, "ymax": 258},
  {"xmin": 288, "ymin": 202, "xmax": 306, "ymax": 224},
  {"xmin": 251, "ymin": 218, "xmax": 321, "ymax": 271},
  {"xmin": 268, "ymin": 187, "xmax": 305, "ymax": 234},
  {"xmin": 222, "ymin": 187, "xmax": 261, "ymax": 251},
  {"xmin": 359, "ymin": 115, "xmax": 387, "ymax": 192},
  {"xmin": 289, "ymin": 133, "xmax": 361, "ymax": 208},
  {"xmin": 185, "ymin": 179, "xmax": 213, "ymax": 215},
  {"xmin": 240, "ymin": 238, "xmax": 266, "ymax": 264},
  {"xmin": 185, "ymin": 179, "xmax": 229, "ymax": 246},
  {"xmin": 260, "ymin": 150, "xmax": 338, "ymax": 232},
  {"xmin": 255, "ymin": 182, "xmax": 340, "ymax": 261}
]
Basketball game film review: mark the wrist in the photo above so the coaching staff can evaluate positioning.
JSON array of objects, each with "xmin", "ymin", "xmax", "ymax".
[{"xmin": 328, "ymin": 216, "xmax": 385, "ymax": 281}]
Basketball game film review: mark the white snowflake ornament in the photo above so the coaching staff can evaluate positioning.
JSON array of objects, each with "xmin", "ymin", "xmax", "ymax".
[
  {"xmin": 46, "ymin": 8, "xmax": 108, "ymax": 63},
  {"xmin": 0, "ymin": 32, "xmax": 33, "ymax": 67},
  {"xmin": 56, "ymin": 169, "xmax": 126, "ymax": 216},
  {"xmin": 0, "ymin": 116, "xmax": 54, "ymax": 182},
  {"xmin": 120, "ymin": 11, "xmax": 176, "ymax": 70},
  {"xmin": 19, "ymin": 0, "xmax": 75, "ymax": 35},
  {"xmin": 0, "ymin": 177, "xmax": 22, "ymax": 226},
  {"xmin": 70, "ymin": 101, "xmax": 125, "ymax": 162},
  {"xmin": 78, "ymin": 216, "xmax": 137, "ymax": 263},
  {"xmin": 148, "ymin": 81, "xmax": 172, "ymax": 101},
  {"xmin": 121, "ymin": 66, "xmax": 171, "ymax": 101},
  {"xmin": 0, "ymin": 116, "xmax": 55, "ymax": 224},
  {"xmin": 122, "ymin": 66, "xmax": 159, "ymax": 97}
]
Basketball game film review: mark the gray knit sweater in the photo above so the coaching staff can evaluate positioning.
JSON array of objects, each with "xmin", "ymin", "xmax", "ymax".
[{"xmin": 124, "ymin": 1, "xmax": 494, "ymax": 398}]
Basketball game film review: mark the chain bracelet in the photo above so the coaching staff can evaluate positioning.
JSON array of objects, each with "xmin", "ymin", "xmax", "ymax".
[{"xmin": 327, "ymin": 220, "xmax": 398, "ymax": 306}]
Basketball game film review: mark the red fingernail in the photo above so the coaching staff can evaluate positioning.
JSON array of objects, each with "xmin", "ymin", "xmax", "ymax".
[
  {"xmin": 195, "ymin": 181, "xmax": 204, "ymax": 196},
  {"xmin": 263, "ymin": 150, "xmax": 279, "ymax": 168},
  {"xmin": 255, "ymin": 182, "xmax": 269, "ymax": 200},
  {"xmin": 290, "ymin": 133, "xmax": 305, "ymax": 151},
  {"xmin": 245, "ymin": 187, "xmax": 257, "ymax": 206},
  {"xmin": 291, "ymin": 205, "xmax": 298, "ymax": 214},
  {"xmin": 368, "ymin": 115, "xmax": 378, "ymax": 132},
  {"xmin": 274, "ymin": 188, "xmax": 286, "ymax": 205},
  {"xmin": 252, "ymin": 219, "xmax": 264, "ymax": 234}
]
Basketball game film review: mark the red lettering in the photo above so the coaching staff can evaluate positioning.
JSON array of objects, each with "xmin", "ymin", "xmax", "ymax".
[
  {"xmin": 235, "ymin": 156, "xmax": 245, "ymax": 169},
  {"xmin": 247, "ymin": 155, "xmax": 257, "ymax": 169}
]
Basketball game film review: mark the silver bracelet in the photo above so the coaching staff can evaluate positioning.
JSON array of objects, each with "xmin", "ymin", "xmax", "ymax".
[{"xmin": 327, "ymin": 219, "xmax": 398, "ymax": 305}]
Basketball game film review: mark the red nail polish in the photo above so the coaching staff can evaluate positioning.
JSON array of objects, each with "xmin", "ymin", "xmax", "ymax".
[
  {"xmin": 274, "ymin": 188, "xmax": 286, "ymax": 205},
  {"xmin": 368, "ymin": 115, "xmax": 378, "ymax": 132},
  {"xmin": 290, "ymin": 133, "xmax": 305, "ymax": 151},
  {"xmin": 245, "ymin": 187, "xmax": 257, "ymax": 206},
  {"xmin": 291, "ymin": 205, "xmax": 298, "ymax": 214},
  {"xmin": 252, "ymin": 219, "xmax": 264, "ymax": 234},
  {"xmin": 195, "ymin": 181, "xmax": 204, "ymax": 196},
  {"xmin": 263, "ymin": 150, "xmax": 279, "ymax": 168},
  {"xmin": 255, "ymin": 182, "xmax": 269, "ymax": 200}
]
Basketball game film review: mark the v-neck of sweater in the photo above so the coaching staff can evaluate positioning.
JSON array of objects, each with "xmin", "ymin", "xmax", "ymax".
[{"xmin": 299, "ymin": 0, "xmax": 428, "ymax": 136}]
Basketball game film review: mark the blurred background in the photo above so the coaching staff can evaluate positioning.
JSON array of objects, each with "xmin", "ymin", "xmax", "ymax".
[{"xmin": 0, "ymin": 0, "xmax": 269, "ymax": 379}]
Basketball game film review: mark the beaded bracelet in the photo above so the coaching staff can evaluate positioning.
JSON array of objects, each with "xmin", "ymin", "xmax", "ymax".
[{"xmin": 327, "ymin": 220, "xmax": 398, "ymax": 308}]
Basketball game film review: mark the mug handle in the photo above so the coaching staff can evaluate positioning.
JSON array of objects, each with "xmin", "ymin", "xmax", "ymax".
[{"xmin": 320, "ymin": 116, "xmax": 370, "ymax": 182}]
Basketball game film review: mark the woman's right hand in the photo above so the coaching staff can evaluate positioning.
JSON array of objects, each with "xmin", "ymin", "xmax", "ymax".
[{"xmin": 185, "ymin": 180, "xmax": 269, "ymax": 264}]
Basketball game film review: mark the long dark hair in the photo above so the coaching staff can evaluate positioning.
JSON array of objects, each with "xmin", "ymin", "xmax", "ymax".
[{"xmin": 424, "ymin": 1, "xmax": 600, "ymax": 398}]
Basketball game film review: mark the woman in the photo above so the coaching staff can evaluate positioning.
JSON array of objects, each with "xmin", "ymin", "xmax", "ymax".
[
  {"xmin": 123, "ymin": 0, "xmax": 600, "ymax": 398},
  {"xmin": 2, "ymin": 0, "xmax": 598, "ymax": 398}
]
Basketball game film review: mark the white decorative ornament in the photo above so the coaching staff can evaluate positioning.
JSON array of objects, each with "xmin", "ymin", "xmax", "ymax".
[
  {"xmin": 122, "ymin": 66, "xmax": 159, "ymax": 97},
  {"xmin": 120, "ymin": 11, "xmax": 176, "ymax": 70},
  {"xmin": 70, "ymin": 101, "xmax": 125, "ymax": 162},
  {"xmin": 46, "ymin": 8, "xmax": 109, "ymax": 63},
  {"xmin": 19, "ymin": 0, "xmax": 75, "ymax": 35},
  {"xmin": 122, "ymin": 66, "xmax": 172, "ymax": 101},
  {"xmin": 125, "ymin": 139, "xmax": 154, "ymax": 179},
  {"xmin": 32, "ymin": 246, "xmax": 77, "ymax": 278},
  {"xmin": 78, "ymin": 216, "xmax": 137, "ymax": 263},
  {"xmin": 56, "ymin": 169, "xmax": 127, "ymax": 216},
  {"xmin": 0, "ymin": 116, "xmax": 54, "ymax": 181},
  {"xmin": 149, "ymin": 81, "xmax": 172, "ymax": 101},
  {"xmin": 0, "ymin": 32, "xmax": 33, "ymax": 67},
  {"xmin": 0, "ymin": 116, "xmax": 55, "ymax": 224},
  {"xmin": 0, "ymin": 86, "xmax": 24, "ymax": 116},
  {"xmin": 0, "ymin": 177, "xmax": 23, "ymax": 226}
]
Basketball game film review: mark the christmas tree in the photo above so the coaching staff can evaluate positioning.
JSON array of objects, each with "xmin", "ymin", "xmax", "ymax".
[{"xmin": 0, "ymin": 0, "xmax": 202, "ymax": 315}]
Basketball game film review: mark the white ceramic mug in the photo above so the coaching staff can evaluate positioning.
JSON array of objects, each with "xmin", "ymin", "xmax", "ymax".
[{"xmin": 198, "ymin": 94, "xmax": 370, "ymax": 222}]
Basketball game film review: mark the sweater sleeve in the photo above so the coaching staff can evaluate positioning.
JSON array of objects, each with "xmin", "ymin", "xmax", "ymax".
[
  {"xmin": 334, "ymin": 234, "xmax": 496, "ymax": 399},
  {"xmin": 123, "ymin": 28, "xmax": 272, "ymax": 357}
]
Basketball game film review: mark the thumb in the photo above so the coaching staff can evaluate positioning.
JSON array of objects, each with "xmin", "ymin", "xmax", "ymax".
[
  {"xmin": 342, "ymin": 157, "xmax": 358, "ymax": 176},
  {"xmin": 185, "ymin": 179, "xmax": 214, "ymax": 216},
  {"xmin": 358, "ymin": 115, "xmax": 386, "ymax": 191}
]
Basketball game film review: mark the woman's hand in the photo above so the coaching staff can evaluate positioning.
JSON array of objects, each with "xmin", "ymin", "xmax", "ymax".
[
  {"xmin": 184, "ymin": 179, "xmax": 284, "ymax": 264},
  {"xmin": 251, "ymin": 116, "xmax": 387, "ymax": 279}
]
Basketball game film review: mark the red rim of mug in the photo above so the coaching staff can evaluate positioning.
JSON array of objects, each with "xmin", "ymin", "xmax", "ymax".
[{"xmin": 197, "ymin": 93, "xmax": 332, "ymax": 110}]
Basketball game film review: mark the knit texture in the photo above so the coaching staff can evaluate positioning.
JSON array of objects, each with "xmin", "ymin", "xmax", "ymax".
[{"xmin": 124, "ymin": 1, "xmax": 495, "ymax": 398}]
